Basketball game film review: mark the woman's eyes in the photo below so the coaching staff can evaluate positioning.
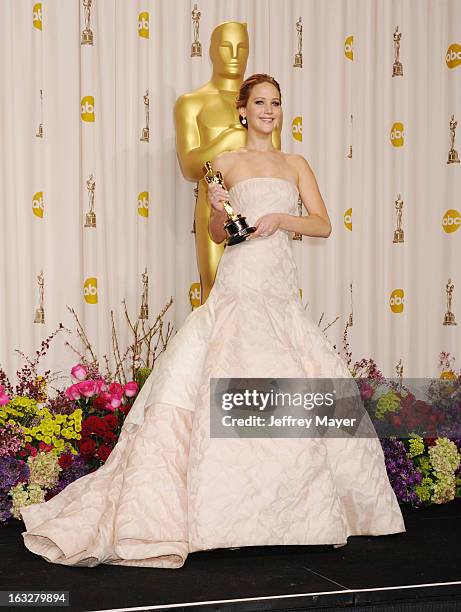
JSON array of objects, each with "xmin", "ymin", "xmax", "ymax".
[{"xmin": 255, "ymin": 100, "xmax": 280, "ymax": 106}]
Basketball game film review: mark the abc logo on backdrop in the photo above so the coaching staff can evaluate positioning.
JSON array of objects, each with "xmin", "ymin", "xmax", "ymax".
[
  {"xmin": 292, "ymin": 116, "xmax": 302, "ymax": 142},
  {"xmin": 189, "ymin": 283, "xmax": 201, "ymax": 309},
  {"xmin": 390, "ymin": 122, "xmax": 404, "ymax": 147},
  {"xmin": 81, "ymin": 96, "xmax": 95, "ymax": 122},
  {"xmin": 442, "ymin": 209, "xmax": 461, "ymax": 233},
  {"xmin": 344, "ymin": 35, "xmax": 354, "ymax": 61},
  {"xmin": 389, "ymin": 289, "xmax": 404, "ymax": 313},
  {"xmin": 33, "ymin": 3, "xmax": 42, "ymax": 30},
  {"xmin": 138, "ymin": 12, "xmax": 149, "ymax": 38},
  {"xmin": 138, "ymin": 192, "xmax": 149, "ymax": 217},
  {"xmin": 446, "ymin": 43, "xmax": 461, "ymax": 69},
  {"xmin": 32, "ymin": 192, "xmax": 44, "ymax": 218},
  {"xmin": 84, "ymin": 277, "xmax": 98, "ymax": 304}
]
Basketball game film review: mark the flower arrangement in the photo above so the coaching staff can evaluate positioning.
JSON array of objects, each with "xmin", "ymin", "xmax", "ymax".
[
  {"xmin": 347, "ymin": 344, "xmax": 461, "ymax": 507},
  {"xmin": 0, "ymin": 361, "xmax": 140, "ymax": 521},
  {"xmin": 0, "ymin": 299, "xmax": 173, "ymax": 523}
]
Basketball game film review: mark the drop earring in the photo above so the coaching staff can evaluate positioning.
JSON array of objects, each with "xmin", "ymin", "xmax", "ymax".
[{"xmin": 241, "ymin": 117, "xmax": 247, "ymax": 126}]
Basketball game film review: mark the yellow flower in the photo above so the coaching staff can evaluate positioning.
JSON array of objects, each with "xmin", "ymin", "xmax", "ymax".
[{"xmin": 440, "ymin": 370, "xmax": 456, "ymax": 380}]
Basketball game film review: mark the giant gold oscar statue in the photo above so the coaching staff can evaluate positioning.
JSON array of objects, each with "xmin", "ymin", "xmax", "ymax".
[{"xmin": 174, "ymin": 21, "xmax": 281, "ymax": 304}]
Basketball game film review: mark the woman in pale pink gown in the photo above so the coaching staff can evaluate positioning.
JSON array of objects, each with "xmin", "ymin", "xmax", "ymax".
[{"xmin": 20, "ymin": 74, "xmax": 405, "ymax": 568}]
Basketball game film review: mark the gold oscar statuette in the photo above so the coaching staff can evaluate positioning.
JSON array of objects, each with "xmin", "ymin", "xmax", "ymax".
[
  {"xmin": 443, "ymin": 278, "xmax": 457, "ymax": 326},
  {"xmin": 293, "ymin": 17, "xmax": 303, "ymax": 68},
  {"xmin": 140, "ymin": 90, "xmax": 149, "ymax": 142},
  {"xmin": 292, "ymin": 195, "xmax": 303, "ymax": 240},
  {"xmin": 34, "ymin": 270, "xmax": 45, "ymax": 324},
  {"xmin": 36, "ymin": 89, "xmax": 44, "ymax": 138},
  {"xmin": 84, "ymin": 174, "xmax": 96, "ymax": 228},
  {"xmin": 139, "ymin": 268, "xmax": 149, "ymax": 320},
  {"xmin": 447, "ymin": 115, "xmax": 460, "ymax": 164},
  {"xmin": 393, "ymin": 193, "xmax": 404, "ymax": 243},
  {"xmin": 191, "ymin": 4, "xmax": 202, "ymax": 57},
  {"xmin": 204, "ymin": 161, "xmax": 255, "ymax": 246},
  {"xmin": 392, "ymin": 26, "xmax": 403, "ymax": 77},
  {"xmin": 81, "ymin": 0, "xmax": 94, "ymax": 45}
]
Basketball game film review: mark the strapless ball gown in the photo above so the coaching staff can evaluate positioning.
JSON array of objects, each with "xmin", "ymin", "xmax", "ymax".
[{"xmin": 20, "ymin": 178, "xmax": 405, "ymax": 568}]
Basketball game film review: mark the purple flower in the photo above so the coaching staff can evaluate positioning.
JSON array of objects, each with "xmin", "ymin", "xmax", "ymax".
[{"xmin": 0, "ymin": 457, "xmax": 30, "ymax": 492}]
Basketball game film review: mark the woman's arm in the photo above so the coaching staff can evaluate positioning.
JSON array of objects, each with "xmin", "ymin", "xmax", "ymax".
[
  {"xmin": 250, "ymin": 155, "xmax": 331, "ymax": 240},
  {"xmin": 288, "ymin": 154, "xmax": 331, "ymax": 238}
]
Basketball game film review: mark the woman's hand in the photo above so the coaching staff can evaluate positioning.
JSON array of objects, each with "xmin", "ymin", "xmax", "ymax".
[
  {"xmin": 250, "ymin": 213, "xmax": 281, "ymax": 239},
  {"xmin": 207, "ymin": 183, "xmax": 229, "ymax": 212}
]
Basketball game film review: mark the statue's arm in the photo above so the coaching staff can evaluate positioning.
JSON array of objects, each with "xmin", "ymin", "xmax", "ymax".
[{"xmin": 174, "ymin": 96, "xmax": 246, "ymax": 182}]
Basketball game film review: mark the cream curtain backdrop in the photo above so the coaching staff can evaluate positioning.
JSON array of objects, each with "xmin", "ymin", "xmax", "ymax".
[{"xmin": 0, "ymin": 0, "xmax": 460, "ymax": 383}]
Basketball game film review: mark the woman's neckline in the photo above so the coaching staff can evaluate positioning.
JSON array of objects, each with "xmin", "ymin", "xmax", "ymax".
[{"xmin": 228, "ymin": 177, "xmax": 299, "ymax": 194}]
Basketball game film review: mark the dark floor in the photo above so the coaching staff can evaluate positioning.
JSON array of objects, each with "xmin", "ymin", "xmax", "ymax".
[{"xmin": 1, "ymin": 500, "xmax": 460, "ymax": 612}]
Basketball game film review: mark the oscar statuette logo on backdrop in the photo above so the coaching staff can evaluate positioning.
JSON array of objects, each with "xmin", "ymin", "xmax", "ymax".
[
  {"xmin": 191, "ymin": 4, "xmax": 202, "ymax": 57},
  {"xmin": 392, "ymin": 27, "xmax": 403, "ymax": 77},
  {"xmin": 293, "ymin": 17, "xmax": 303, "ymax": 68},
  {"xmin": 393, "ymin": 194, "xmax": 404, "ymax": 244},
  {"xmin": 34, "ymin": 270, "xmax": 45, "ymax": 324},
  {"xmin": 447, "ymin": 115, "xmax": 460, "ymax": 164},
  {"xmin": 443, "ymin": 279, "xmax": 457, "ymax": 326},
  {"xmin": 139, "ymin": 268, "xmax": 149, "ymax": 320},
  {"xmin": 81, "ymin": 0, "xmax": 94, "ymax": 45},
  {"xmin": 140, "ymin": 90, "xmax": 150, "ymax": 142}
]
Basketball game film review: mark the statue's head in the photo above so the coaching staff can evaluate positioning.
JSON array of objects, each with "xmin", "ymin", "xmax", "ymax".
[{"xmin": 209, "ymin": 21, "xmax": 249, "ymax": 79}]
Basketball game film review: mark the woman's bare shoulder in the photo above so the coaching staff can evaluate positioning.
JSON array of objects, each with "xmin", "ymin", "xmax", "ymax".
[
  {"xmin": 212, "ymin": 149, "xmax": 243, "ymax": 173},
  {"xmin": 284, "ymin": 152, "xmax": 312, "ymax": 170}
]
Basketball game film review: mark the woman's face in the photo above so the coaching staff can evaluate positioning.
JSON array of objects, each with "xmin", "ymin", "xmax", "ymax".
[{"xmin": 240, "ymin": 82, "xmax": 282, "ymax": 133}]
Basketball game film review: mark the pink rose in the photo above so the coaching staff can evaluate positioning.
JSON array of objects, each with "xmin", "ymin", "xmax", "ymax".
[
  {"xmin": 65, "ymin": 384, "xmax": 81, "ymax": 400},
  {"xmin": 109, "ymin": 397, "xmax": 122, "ymax": 409},
  {"xmin": 94, "ymin": 378, "xmax": 107, "ymax": 394},
  {"xmin": 77, "ymin": 380, "xmax": 97, "ymax": 398},
  {"xmin": 71, "ymin": 364, "xmax": 88, "ymax": 381},
  {"xmin": 124, "ymin": 381, "xmax": 139, "ymax": 398},
  {"xmin": 109, "ymin": 382, "xmax": 124, "ymax": 399},
  {"xmin": 104, "ymin": 402, "xmax": 116, "ymax": 413}
]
